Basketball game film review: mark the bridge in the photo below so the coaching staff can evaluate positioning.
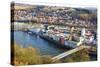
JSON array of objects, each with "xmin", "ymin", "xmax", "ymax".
[{"xmin": 52, "ymin": 45, "xmax": 91, "ymax": 62}]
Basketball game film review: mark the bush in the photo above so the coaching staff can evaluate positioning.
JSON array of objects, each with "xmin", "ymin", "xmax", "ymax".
[{"xmin": 11, "ymin": 43, "xmax": 53, "ymax": 66}]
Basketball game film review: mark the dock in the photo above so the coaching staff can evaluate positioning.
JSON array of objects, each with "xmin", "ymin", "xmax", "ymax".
[{"xmin": 52, "ymin": 45, "xmax": 91, "ymax": 62}]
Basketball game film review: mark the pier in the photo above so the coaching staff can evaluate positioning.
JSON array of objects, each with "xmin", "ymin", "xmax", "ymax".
[{"xmin": 52, "ymin": 45, "xmax": 91, "ymax": 62}]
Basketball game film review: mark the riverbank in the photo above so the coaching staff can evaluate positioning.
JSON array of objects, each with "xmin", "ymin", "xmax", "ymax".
[
  {"xmin": 11, "ymin": 43, "xmax": 96, "ymax": 66},
  {"xmin": 11, "ymin": 30, "xmax": 97, "ymax": 66},
  {"xmin": 11, "ymin": 43, "xmax": 54, "ymax": 65}
]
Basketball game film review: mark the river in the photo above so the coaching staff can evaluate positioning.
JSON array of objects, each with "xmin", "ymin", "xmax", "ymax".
[{"xmin": 12, "ymin": 31, "xmax": 67, "ymax": 56}]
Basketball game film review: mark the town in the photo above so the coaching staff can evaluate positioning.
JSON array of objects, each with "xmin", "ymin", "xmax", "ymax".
[
  {"xmin": 11, "ymin": 3, "xmax": 97, "ymax": 48},
  {"xmin": 11, "ymin": 3, "xmax": 97, "ymax": 65}
]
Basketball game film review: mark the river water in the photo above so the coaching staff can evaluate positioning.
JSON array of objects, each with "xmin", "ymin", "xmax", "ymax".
[{"xmin": 13, "ymin": 31, "xmax": 67, "ymax": 56}]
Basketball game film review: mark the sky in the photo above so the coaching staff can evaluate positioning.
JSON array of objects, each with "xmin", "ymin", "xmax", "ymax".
[{"xmin": 10, "ymin": 0, "xmax": 98, "ymax": 8}]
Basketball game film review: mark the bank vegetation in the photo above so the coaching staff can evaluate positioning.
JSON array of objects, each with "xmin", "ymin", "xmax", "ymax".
[{"xmin": 11, "ymin": 43, "xmax": 90, "ymax": 66}]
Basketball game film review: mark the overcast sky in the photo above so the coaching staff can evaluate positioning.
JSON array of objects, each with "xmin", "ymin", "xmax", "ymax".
[{"xmin": 11, "ymin": 0, "xmax": 98, "ymax": 8}]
